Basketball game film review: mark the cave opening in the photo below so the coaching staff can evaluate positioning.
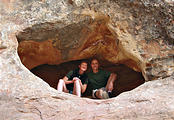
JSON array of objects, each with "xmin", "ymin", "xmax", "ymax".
[
  {"xmin": 16, "ymin": 18, "xmax": 145, "ymax": 98},
  {"xmin": 30, "ymin": 59, "xmax": 145, "ymax": 98}
]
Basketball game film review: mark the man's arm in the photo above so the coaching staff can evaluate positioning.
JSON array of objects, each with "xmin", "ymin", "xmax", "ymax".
[{"xmin": 106, "ymin": 73, "xmax": 117, "ymax": 91}]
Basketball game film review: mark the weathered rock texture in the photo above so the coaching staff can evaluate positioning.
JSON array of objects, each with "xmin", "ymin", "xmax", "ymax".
[
  {"xmin": 13, "ymin": 0, "xmax": 173, "ymax": 80},
  {"xmin": 0, "ymin": 0, "xmax": 174, "ymax": 119}
]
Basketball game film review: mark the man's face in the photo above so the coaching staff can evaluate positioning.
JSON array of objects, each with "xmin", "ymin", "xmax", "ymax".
[
  {"xmin": 91, "ymin": 59, "xmax": 99, "ymax": 71},
  {"xmin": 79, "ymin": 62, "xmax": 88, "ymax": 72}
]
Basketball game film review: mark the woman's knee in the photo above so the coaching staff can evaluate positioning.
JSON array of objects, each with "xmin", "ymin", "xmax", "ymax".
[
  {"xmin": 57, "ymin": 79, "xmax": 65, "ymax": 91},
  {"xmin": 74, "ymin": 80, "xmax": 80, "ymax": 86},
  {"xmin": 59, "ymin": 79, "xmax": 64, "ymax": 83}
]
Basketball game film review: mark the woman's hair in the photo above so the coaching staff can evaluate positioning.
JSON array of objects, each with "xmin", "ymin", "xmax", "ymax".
[{"xmin": 79, "ymin": 60, "xmax": 88, "ymax": 65}]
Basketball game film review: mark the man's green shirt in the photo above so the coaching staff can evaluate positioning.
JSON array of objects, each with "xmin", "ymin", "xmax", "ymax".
[{"xmin": 87, "ymin": 69, "xmax": 111, "ymax": 90}]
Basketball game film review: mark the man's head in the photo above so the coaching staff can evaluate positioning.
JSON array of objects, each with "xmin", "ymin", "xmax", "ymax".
[
  {"xmin": 79, "ymin": 61, "xmax": 88, "ymax": 72},
  {"xmin": 91, "ymin": 58, "xmax": 99, "ymax": 72}
]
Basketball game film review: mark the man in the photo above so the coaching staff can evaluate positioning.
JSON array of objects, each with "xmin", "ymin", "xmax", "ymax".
[
  {"xmin": 87, "ymin": 58, "xmax": 117, "ymax": 99},
  {"xmin": 57, "ymin": 61, "xmax": 88, "ymax": 97}
]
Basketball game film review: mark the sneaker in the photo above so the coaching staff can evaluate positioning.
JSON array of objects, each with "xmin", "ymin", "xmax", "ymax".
[
  {"xmin": 108, "ymin": 91, "xmax": 112, "ymax": 98},
  {"xmin": 102, "ymin": 91, "xmax": 109, "ymax": 99}
]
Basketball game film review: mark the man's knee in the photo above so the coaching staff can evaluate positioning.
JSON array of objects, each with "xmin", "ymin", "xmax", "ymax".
[
  {"xmin": 111, "ymin": 73, "xmax": 117, "ymax": 77},
  {"xmin": 95, "ymin": 89, "xmax": 110, "ymax": 99},
  {"xmin": 95, "ymin": 89, "xmax": 103, "ymax": 99},
  {"xmin": 111, "ymin": 73, "xmax": 117, "ymax": 81}
]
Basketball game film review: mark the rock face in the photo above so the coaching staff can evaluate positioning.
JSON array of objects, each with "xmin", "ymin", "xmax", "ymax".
[
  {"xmin": 14, "ymin": 0, "xmax": 174, "ymax": 80},
  {"xmin": 0, "ymin": 0, "xmax": 174, "ymax": 119}
]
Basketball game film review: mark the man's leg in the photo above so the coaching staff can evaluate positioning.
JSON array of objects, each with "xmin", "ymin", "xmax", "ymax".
[
  {"xmin": 57, "ymin": 79, "xmax": 69, "ymax": 93},
  {"xmin": 93, "ymin": 88, "xmax": 110, "ymax": 99},
  {"xmin": 95, "ymin": 89, "xmax": 103, "ymax": 99},
  {"xmin": 73, "ymin": 80, "xmax": 81, "ymax": 97}
]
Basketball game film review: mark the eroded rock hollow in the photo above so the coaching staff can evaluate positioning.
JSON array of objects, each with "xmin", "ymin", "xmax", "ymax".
[{"xmin": 17, "ymin": 19, "xmax": 145, "ymax": 97}]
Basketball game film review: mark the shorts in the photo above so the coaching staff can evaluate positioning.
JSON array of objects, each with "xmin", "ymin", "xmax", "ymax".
[
  {"xmin": 92, "ymin": 87, "xmax": 111, "ymax": 99},
  {"xmin": 69, "ymin": 90, "xmax": 73, "ymax": 94}
]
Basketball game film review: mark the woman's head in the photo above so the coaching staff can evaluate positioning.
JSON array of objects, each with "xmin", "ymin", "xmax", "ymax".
[{"xmin": 79, "ymin": 60, "xmax": 88, "ymax": 72}]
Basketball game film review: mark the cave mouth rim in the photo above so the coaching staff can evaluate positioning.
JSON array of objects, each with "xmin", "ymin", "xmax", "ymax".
[
  {"xmin": 15, "ymin": 29, "xmax": 146, "ymax": 100},
  {"xmin": 15, "ymin": 20, "xmax": 145, "ymax": 99}
]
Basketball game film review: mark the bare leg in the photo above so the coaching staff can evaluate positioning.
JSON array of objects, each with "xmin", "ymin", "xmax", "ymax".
[
  {"xmin": 57, "ymin": 79, "xmax": 69, "ymax": 93},
  {"xmin": 73, "ymin": 80, "xmax": 81, "ymax": 97},
  {"xmin": 62, "ymin": 82, "xmax": 69, "ymax": 93},
  {"xmin": 95, "ymin": 89, "xmax": 110, "ymax": 99},
  {"xmin": 95, "ymin": 89, "xmax": 103, "ymax": 99},
  {"xmin": 57, "ymin": 79, "xmax": 64, "ymax": 92}
]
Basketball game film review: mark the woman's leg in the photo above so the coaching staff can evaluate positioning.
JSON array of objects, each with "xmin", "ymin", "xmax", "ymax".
[
  {"xmin": 57, "ymin": 79, "xmax": 69, "ymax": 93},
  {"xmin": 73, "ymin": 79, "xmax": 81, "ymax": 97}
]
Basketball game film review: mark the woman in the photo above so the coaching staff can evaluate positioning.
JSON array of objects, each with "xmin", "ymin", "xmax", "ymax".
[{"xmin": 57, "ymin": 61, "xmax": 88, "ymax": 97}]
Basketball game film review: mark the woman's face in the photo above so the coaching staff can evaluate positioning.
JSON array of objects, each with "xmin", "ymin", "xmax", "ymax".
[{"xmin": 79, "ymin": 62, "xmax": 88, "ymax": 72}]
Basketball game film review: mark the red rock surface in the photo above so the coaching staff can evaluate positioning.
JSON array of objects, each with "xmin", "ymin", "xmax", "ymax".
[{"xmin": 18, "ymin": 40, "xmax": 62, "ymax": 69}]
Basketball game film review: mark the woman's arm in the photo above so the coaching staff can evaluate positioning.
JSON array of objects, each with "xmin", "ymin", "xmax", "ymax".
[
  {"xmin": 63, "ymin": 76, "xmax": 74, "ymax": 84},
  {"xmin": 81, "ymin": 84, "xmax": 87, "ymax": 93},
  {"xmin": 79, "ymin": 80, "xmax": 87, "ymax": 93}
]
